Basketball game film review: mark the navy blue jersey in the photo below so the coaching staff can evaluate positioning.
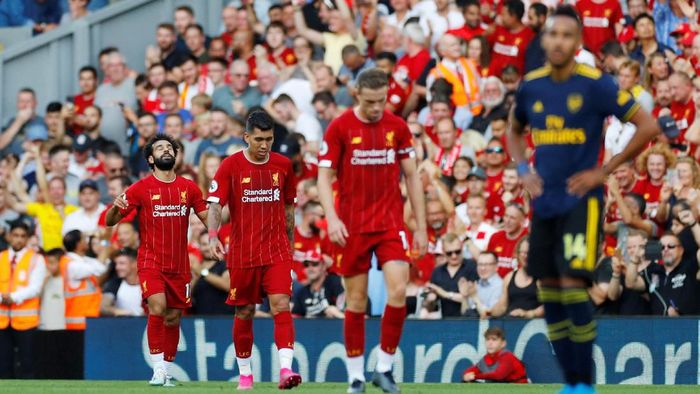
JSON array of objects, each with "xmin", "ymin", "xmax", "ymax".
[{"xmin": 514, "ymin": 64, "xmax": 640, "ymax": 218}]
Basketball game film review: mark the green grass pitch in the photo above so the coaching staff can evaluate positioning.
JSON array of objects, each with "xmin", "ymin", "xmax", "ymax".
[{"xmin": 1, "ymin": 381, "xmax": 698, "ymax": 393}]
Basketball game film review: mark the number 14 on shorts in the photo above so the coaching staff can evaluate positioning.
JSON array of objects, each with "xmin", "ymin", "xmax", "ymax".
[{"xmin": 563, "ymin": 233, "xmax": 593, "ymax": 271}]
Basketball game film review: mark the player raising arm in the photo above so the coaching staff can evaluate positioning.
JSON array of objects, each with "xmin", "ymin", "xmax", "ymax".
[
  {"xmin": 506, "ymin": 6, "xmax": 660, "ymax": 394},
  {"xmin": 105, "ymin": 135, "xmax": 208, "ymax": 387},
  {"xmin": 207, "ymin": 111, "xmax": 302, "ymax": 391},
  {"xmin": 317, "ymin": 68, "xmax": 427, "ymax": 394}
]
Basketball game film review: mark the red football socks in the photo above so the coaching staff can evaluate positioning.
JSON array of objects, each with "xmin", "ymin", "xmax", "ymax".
[
  {"xmin": 273, "ymin": 311, "xmax": 295, "ymax": 350},
  {"xmin": 344, "ymin": 310, "xmax": 366, "ymax": 357},
  {"xmin": 380, "ymin": 304, "xmax": 406, "ymax": 354},
  {"xmin": 233, "ymin": 317, "xmax": 254, "ymax": 358},
  {"xmin": 147, "ymin": 315, "xmax": 165, "ymax": 354},
  {"xmin": 164, "ymin": 321, "xmax": 180, "ymax": 362}
]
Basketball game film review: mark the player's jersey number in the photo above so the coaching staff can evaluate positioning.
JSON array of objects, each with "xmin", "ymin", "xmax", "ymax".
[{"xmin": 398, "ymin": 231, "xmax": 409, "ymax": 250}]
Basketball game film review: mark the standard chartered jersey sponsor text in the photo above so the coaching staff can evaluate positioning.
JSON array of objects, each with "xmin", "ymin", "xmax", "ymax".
[
  {"xmin": 351, "ymin": 148, "xmax": 395, "ymax": 165},
  {"xmin": 153, "ymin": 204, "xmax": 188, "ymax": 217},
  {"xmin": 242, "ymin": 188, "xmax": 281, "ymax": 203}
]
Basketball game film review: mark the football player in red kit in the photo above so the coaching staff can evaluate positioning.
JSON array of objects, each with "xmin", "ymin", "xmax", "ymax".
[
  {"xmin": 318, "ymin": 68, "xmax": 428, "ymax": 394},
  {"xmin": 207, "ymin": 111, "xmax": 301, "ymax": 391},
  {"xmin": 105, "ymin": 135, "xmax": 208, "ymax": 387}
]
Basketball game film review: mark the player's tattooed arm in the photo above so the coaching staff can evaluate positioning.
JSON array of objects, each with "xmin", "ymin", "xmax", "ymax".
[
  {"xmin": 285, "ymin": 204, "xmax": 295, "ymax": 248},
  {"xmin": 207, "ymin": 203, "xmax": 226, "ymax": 261},
  {"xmin": 208, "ymin": 203, "xmax": 223, "ymax": 232}
]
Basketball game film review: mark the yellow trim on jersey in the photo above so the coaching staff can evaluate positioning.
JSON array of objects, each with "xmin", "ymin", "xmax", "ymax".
[
  {"xmin": 621, "ymin": 102, "xmax": 641, "ymax": 123},
  {"xmin": 585, "ymin": 197, "xmax": 599, "ymax": 272},
  {"xmin": 524, "ymin": 65, "xmax": 552, "ymax": 81},
  {"xmin": 574, "ymin": 64, "xmax": 602, "ymax": 80}
]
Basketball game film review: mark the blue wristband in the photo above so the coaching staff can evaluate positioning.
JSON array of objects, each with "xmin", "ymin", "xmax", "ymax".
[{"xmin": 517, "ymin": 162, "xmax": 530, "ymax": 176}]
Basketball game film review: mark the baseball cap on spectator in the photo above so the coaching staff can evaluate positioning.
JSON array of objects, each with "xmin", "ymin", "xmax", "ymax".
[
  {"xmin": 657, "ymin": 115, "xmax": 680, "ymax": 140},
  {"xmin": 302, "ymin": 250, "xmax": 322, "ymax": 265},
  {"xmin": 678, "ymin": 32, "xmax": 697, "ymax": 47},
  {"xmin": 24, "ymin": 122, "xmax": 48, "ymax": 141},
  {"xmin": 279, "ymin": 136, "xmax": 301, "ymax": 159},
  {"xmin": 73, "ymin": 134, "xmax": 91, "ymax": 152},
  {"xmin": 670, "ymin": 23, "xmax": 692, "ymax": 37},
  {"xmin": 79, "ymin": 179, "xmax": 99, "ymax": 192},
  {"xmin": 467, "ymin": 167, "xmax": 487, "ymax": 181}
]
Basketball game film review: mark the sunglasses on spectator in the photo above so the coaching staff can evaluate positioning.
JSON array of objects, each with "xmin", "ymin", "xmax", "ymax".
[
  {"xmin": 303, "ymin": 261, "xmax": 321, "ymax": 267},
  {"xmin": 444, "ymin": 249, "xmax": 461, "ymax": 257},
  {"xmin": 109, "ymin": 167, "xmax": 128, "ymax": 175},
  {"xmin": 661, "ymin": 244, "xmax": 678, "ymax": 250},
  {"xmin": 232, "ymin": 73, "xmax": 249, "ymax": 78},
  {"xmin": 485, "ymin": 147, "xmax": 504, "ymax": 154}
]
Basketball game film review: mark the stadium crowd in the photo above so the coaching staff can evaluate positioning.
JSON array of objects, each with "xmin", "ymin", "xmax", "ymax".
[{"xmin": 3, "ymin": 0, "xmax": 700, "ymax": 376}]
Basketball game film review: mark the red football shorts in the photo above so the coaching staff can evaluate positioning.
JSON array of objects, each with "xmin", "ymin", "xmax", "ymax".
[
  {"xmin": 138, "ymin": 268, "xmax": 192, "ymax": 309},
  {"xmin": 334, "ymin": 230, "xmax": 411, "ymax": 277},
  {"xmin": 227, "ymin": 262, "xmax": 293, "ymax": 306}
]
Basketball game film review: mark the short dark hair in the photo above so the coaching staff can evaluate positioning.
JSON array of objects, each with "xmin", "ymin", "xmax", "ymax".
[
  {"xmin": 157, "ymin": 23, "xmax": 176, "ymax": 33},
  {"xmin": 341, "ymin": 44, "xmax": 361, "ymax": 58},
  {"xmin": 626, "ymin": 192, "xmax": 647, "ymax": 216},
  {"xmin": 115, "ymin": 247, "xmax": 138, "ymax": 261},
  {"xmin": 143, "ymin": 134, "xmax": 179, "ymax": 169},
  {"xmin": 138, "ymin": 111, "xmax": 157, "ymax": 122},
  {"xmin": 461, "ymin": 0, "xmax": 480, "ymax": 11},
  {"xmin": 175, "ymin": 5, "xmax": 194, "ymax": 16},
  {"xmin": 158, "ymin": 80, "xmax": 179, "ymax": 93},
  {"xmin": 63, "ymin": 230, "xmax": 82, "ymax": 253},
  {"xmin": 376, "ymin": 51, "xmax": 397, "ymax": 64},
  {"xmin": 269, "ymin": 4, "xmax": 283, "ymax": 13},
  {"xmin": 633, "ymin": 13, "xmax": 655, "ymax": 29},
  {"xmin": 550, "ymin": 4, "xmax": 582, "ymax": 28},
  {"xmin": 504, "ymin": 0, "xmax": 525, "ymax": 20},
  {"xmin": 46, "ymin": 102, "xmax": 63, "ymax": 113},
  {"xmin": 49, "ymin": 144, "xmax": 72, "ymax": 158},
  {"xmin": 208, "ymin": 57, "xmax": 228, "ymax": 68},
  {"xmin": 246, "ymin": 110, "xmax": 274, "ymax": 133},
  {"xmin": 312, "ymin": 91, "xmax": 336, "ymax": 106},
  {"xmin": 148, "ymin": 62, "xmax": 166, "ymax": 71},
  {"xmin": 600, "ymin": 40, "xmax": 625, "ymax": 58},
  {"xmin": 266, "ymin": 21, "xmax": 287, "ymax": 35},
  {"xmin": 185, "ymin": 23, "xmax": 204, "ymax": 35},
  {"xmin": 79, "ymin": 65, "xmax": 98, "ymax": 78},
  {"xmin": 480, "ymin": 250, "xmax": 499, "ymax": 262},
  {"xmin": 530, "ymin": 2, "xmax": 548, "ymax": 18},
  {"xmin": 98, "ymin": 46, "xmax": 118, "ymax": 58},
  {"xmin": 19, "ymin": 87, "xmax": 36, "ymax": 97},
  {"xmin": 86, "ymin": 105, "xmax": 102, "ymax": 118},
  {"xmin": 273, "ymin": 93, "xmax": 295, "ymax": 106},
  {"xmin": 9, "ymin": 220, "xmax": 30, "ymax": 234},
  {"xmin": 356, "ymin": 68, "xmax": 389, "ymax": 92},
  {"xmin": 46, "ymin": 248, "xmax": 65, "ymax": 260},
  {"xmin": 484, "ymin": 327, "xmax": 505, "ymax": 340}
]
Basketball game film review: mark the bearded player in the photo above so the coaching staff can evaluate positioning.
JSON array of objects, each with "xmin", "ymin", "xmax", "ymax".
[
  {"xmin": 106, "ymin": 134, "xmax": 208, "ymax": 386},
  {"xmin": 207, "ymin": 111, "xmax": 302, "ymax": 390},
  {"xmin": 507, "ymin": 6, "xmax": 659, "ymax": 394},
  {"xmin": 318, "ymin": 68, "xmax": 428, "ymax": 394}
]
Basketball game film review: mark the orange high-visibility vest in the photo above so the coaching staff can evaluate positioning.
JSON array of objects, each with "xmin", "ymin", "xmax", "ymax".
[
  {"xmin": 0, "ymin": 249, "xmax": 40, "ymax": 331},
  {"xmin": 430, "ymin": 57, "xmax": 483, "ymax": 115},
  {"xmin": 60, "ymin": 255, "xmax": 102, "ymax": 330}
]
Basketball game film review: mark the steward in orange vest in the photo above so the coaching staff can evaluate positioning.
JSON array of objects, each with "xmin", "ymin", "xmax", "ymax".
[
  {"xmin": 60, "ymin": 230, "xmax": 107, "ymax": 331},
  {"xmin": 427, "ymin": 35, "xmax": 483, "ymax": 116},
  {"xmin": 0, "ymin": 220, "xmax": 46, "ymax": 378}
]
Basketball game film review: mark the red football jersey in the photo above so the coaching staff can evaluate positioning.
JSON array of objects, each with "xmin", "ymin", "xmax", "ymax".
[
  {"xmin": 576, "ymin": 0, "xmax": 624, "ymax": 55},
  {"xmin": 396, "ymin": 49, "xmax": 432, "ymax": 82},
  {"xmin": 446, "ymin": 24, "xmax": 486, "ymax": 43},
  {"xmin": 387, "ymin": 76, "xmax": 409, "ymax": 115},
  {"xmin": 268, "ymin": 47, "xmax": 297, "ymax": 67},
  {"xmin": 292, "ymin": 227, "xmax": 322, "ymax": 283},
  {"xmin": 487, "ymin": 229, "xmax": 527, "ymax": 278},
  {"xmin": 120, "ymin": 175, "xmax": 207, "ymax": 273},
  {"xmin": 488, "ymin": 25, "xmax": 535, "ymax": 77},
  {"xmin": 319, "ymin": 109, "xmax": 414, "ymax": 233},
  {"xmin": 207, "ymin": 151, "xmax": 296, "ymax": 268},
  {"xmin": 670, "ymin": 99, "xmax": 696, "ymax": 145}
]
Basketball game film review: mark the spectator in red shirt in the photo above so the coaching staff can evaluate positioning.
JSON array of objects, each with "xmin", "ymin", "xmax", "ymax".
[
  {"xmin": 70, "ymin": 66, "xmax": 98, "ymax": 134},
  {"xmin": 576, "ymin": 0, "xmax": 624, "ymax": 56},
  {"xmin": 487, "ymin": 203, "xmax": 527, "ymax": 277},
  {"xmin": 462, "ymin": 327, "xmax": 528, "ymax": 383},
  {"xmin": 265, "ymin": 22, "xmax": 297, "ymax": 70},
  {"xmin": 644, "ymin": 52, "xmax": 671, "ymax": 93},
  {"xmin": 375, "ymin": 52, "xmax": 410, "ymax": 115},
  {"xmin": 447, "ymin": 0, "xmax": 486, "ymax": 42},
  {"xmin": 487, "ymin": 0, "xmax": 534, "ymax": 77},
  {"xmin": 397, "ymin": 22, "xmax": 432, "ymax": 83},
  {"xmin": 668, "ymin": 72, "xmax": 695, "ymax": 146},
  {"xmin": 635, "ymin": 143, "xmax": 675, "ymax": 223},
  {"xmin": 652, "ymin": 78, "xmax": 673, "ymax": 117},
  {"xmin": 483, "ymin": 138, "xmax": 506, "ymax": 197},
  {"xmin": 292, "ymin": 201, "xmax": 325, "ymax": 284}
]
